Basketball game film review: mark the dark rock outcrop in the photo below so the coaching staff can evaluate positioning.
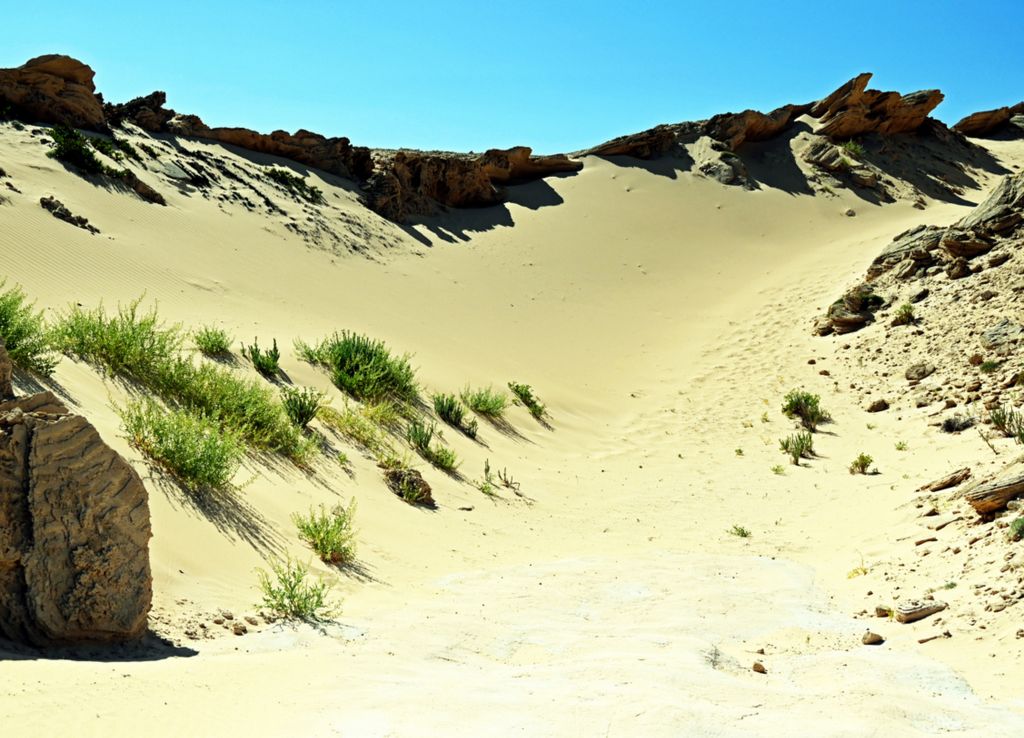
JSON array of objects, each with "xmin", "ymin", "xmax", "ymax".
[
  {"xmin": 811, "ymin": 73, "xmax": 943, "ymax": 139},
  {"xmin": 953, "ymin": 103, "xmax": 1024, "ymax": 138},
  {"xmin": 39, "ymin": 195, "xmax": 99, "ymax": 233},
  {"xmin": 578, "ymin": 124, "xmax": 693, "ymax": 159},
  {"xmin": 0, "ymin": 363, "xmax": 152, "ymax": 645},
  {"xmin": 0, "ymin": 55, "xmax": 106, "ymax": 131},
  {"xmin": 703, "ymin": 104, "xmax": 811, "ymax": 150}
]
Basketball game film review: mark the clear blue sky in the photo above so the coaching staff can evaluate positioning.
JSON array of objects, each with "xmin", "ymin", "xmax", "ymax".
[{"xmin": 5, "ymin": 1, "xmax": 1022, "ymax": 153}]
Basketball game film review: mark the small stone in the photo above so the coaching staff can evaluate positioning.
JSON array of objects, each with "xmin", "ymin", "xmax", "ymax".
[
  {"xmin": 969, "ymin": 353, "xmax": 984, "ymax": 366},
  {"xmin": 245, "ymin": 616, "xmax": 258, "ymax": 626},
  {"xmin": 875, "ymin": 605, "xmax": 893, "ymax": 618},
  {"xmin": 866, "ymin": 398, "xmax": 889, "ymax": 413},
  {"xmin": 862, "ymin": 631, "xmax": 885, "ymax": 645},
  {"xmin": 752, "ymin": 661, "xmax": 767, "ymax": 674},
  {"xmin": 212, "ymin": 617, "xmax": 224, "ymax": 625},
  {"xmin": 906, "ymin": 363, "xmax": 936, "ymax": 381},
  {"xmin": 844, "ymin": 208, "xmax": 856, "ymax": 217},
  {"xmin": 221, "ymin": 610, "xmax": 234, "ymax": 620},
  {"xmin": 232, "ymin": 622, "xmax": 247, "ymax": 636}
]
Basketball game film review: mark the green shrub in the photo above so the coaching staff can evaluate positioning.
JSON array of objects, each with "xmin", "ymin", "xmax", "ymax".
[
  {"xmin": 433, "ymin": 392, "xmax": 476, "ymax": 437},
  {"xmin": 113, "ymin": 137, "xmax": 141, "ymax": 162},
  {"xmin": 895, "ymin": 440, "xmax": 908, "ymax": 451},
  {"xmin": 428, "ymin": 444, "xmax": 459, "ymax": 473},
  {"xmin": 407, "ymin": 419, "xmax": 434, "ymax": 454},
  {"xmin": 317, "ymin": 404, "xmax": 392, "ymax": 457},
  {"xmin": 780, "ymin": 432, "xmax": 814, "ymax": 465},
  {"xmin": 840, "ymin": 140, "xmax": 865, "ymax": 158},
  {"xmin": 770, "ymin": 464, "xmax": 785, "ymax": 475},
  {"xmin": 782, "ymin": 389, "xmax": 830, "ymax": 432},
  {"xmin": 892, "ymin": 303, "xmax": 915, "ymax": 326},
  {"xmin": 298, "ymin": 332, "xmax": 417, "ymax": 405},
  {"xmin": 139, "ymin": 143, "xmax": 161, "ymax": 159},
  {"xmin": 48, "ymin": 125, "xmax": 106, "ymax": 175},
  {"xmin": 727, "ymin": 524, "xmax": 751, "ymax": 538},
  {"xmin": 293, "ymin": 501, "xmax": 357, "ymax": 564},
  {"xmin": 90, "ymin": 136, "xmax": 123, "ymax": 161},
  {"xmin": 281, "ymin": 385, "xmax": 324, "ymax": 428},
  {"xmin": 193, "ymin": 325, "xmax": 232, "ymax": 357},
  {"xmin": 461, "ymin": 385, "xmax": 508, "ymax": 417},
  {"xmin": 990, "ymin": 405, "xmax": 1024, "ymax": 440},
  {"xmin": 242, "ymin": 338, "xmax": 280, "ymax": 378},
  {"xmin": 264, "ymin": 167, "xmax": 325, "ymax": 204},
  {"xmin": 0, "ymin": 280, "xmax": 58, "ymax": 374},
  {"xmin": 119, "ymin": 398, "xmax": 243, "ymax": 490},
  {"xmin": 508, "ymin": 381, "xmax": 546, "ymax": 419},
  {"xmin": 980, "ymin": 360, "xmax": 1001, "ymax": 374},
  {"xmin": 1010, "ymin": 517, "xmax": 1024, "ymax": 542},
  {"xmin": 256, "ymin": 558, "xmax": 334, "ymax": 620},
  {"xmin": 53, "ymin": 300, "xmax": 309, "ymax": 461},
  {"xmin": 849, "ymin": 452, "xmax": 873, "ymax": 475}
]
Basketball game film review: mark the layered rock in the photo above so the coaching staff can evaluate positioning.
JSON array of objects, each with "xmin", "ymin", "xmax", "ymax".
[
  {"xmin": 0, "ymin": 347, "xmax": 152, "ymax": 646},
  {"xmin": 703, "ymin": 103, "xmax": 811, "ymax": 150},
  {"xmin": 810, "ymin": 73, "xmax": 943, "ymax": 139},
  {"xmin": 953, "ymin": 102, "xmax": 1024, "ymax": 138},
  {"xmin": 0, "ymin": 55, "xmax": 106, "ymax": 131}
]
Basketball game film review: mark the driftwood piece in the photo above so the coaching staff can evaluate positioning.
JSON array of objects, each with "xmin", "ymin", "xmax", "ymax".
[
  {"xmin": 965, "ymin": 471, "xmax": 1024, "ymax": 514},
  {"xmin": 918, "ymin": 467, "xmax": 971, "ymax": 492},
  {"xmin": 895, "ymin": 599, "xmax": 947, "ymax": 624}
]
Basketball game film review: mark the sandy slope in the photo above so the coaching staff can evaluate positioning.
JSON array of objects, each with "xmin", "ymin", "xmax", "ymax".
[{"xmin": 1, "ymin": 127, "xmax": 1023, "ymax": 735}]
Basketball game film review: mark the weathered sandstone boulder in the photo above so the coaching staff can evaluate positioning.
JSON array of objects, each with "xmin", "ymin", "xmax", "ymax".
[
  {"xmin": 703, "ymin": 103, "xmax": 811, "ymax": 150},
  {"xmin": 0, "ymin": 347, "xmax": 151, "ymax": 646},
  {"xmin": 953, "ymin": 102, "xmax": 1024, "ymax": 138},
  {"xmin": 0, "ymin": 55, "xmax": 106, "ymax": 131},
  {"xmin": 810, "ymin": 73, "xmax": 943, "ymax": 139}
]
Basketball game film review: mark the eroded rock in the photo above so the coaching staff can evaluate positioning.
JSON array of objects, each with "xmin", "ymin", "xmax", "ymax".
[
  {"xmin": 0, "ymin": 55, "xmax": 106, "ymax": 130},
  {"xmin": 811, "ymin": 73, "xmax": 943, "ymax": 139},
  {"xmin": 39, "ymin": 195, "xmax": 99, "ymax": 233}
]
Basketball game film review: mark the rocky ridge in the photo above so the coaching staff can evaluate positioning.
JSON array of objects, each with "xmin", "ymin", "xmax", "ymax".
[{"xmin": 953, "ymin": 102, "xmax": 1024, "ymax": 139}]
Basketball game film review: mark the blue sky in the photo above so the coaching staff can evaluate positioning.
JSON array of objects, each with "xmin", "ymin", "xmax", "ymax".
[{"xmin": 5, "ymin": 1, "xmax": 1022, "ymax": 153}]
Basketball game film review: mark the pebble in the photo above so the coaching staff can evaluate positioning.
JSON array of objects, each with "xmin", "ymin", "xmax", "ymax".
[
  {"xmin": 752, "ymin": 661, "xmax": 767, "ymax": 674},
  {"xmin": 862, "ymin": 631, "xmax": 885, "ymax": 645},
  {"xmin": 232, "ymin": 622, "xmax": 247, "ymax": 636}
]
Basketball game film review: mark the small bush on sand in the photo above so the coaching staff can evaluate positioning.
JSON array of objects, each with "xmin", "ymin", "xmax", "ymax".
[
  {"xmin": 508, "ymin": 381, "xmax": 546, "ymax": 419},
  {"xmin": 840, "ymin": 140, "xmax": 865, "ymax": 158},
  {"xmin": 293, "ymin": 501, "xmax": 357, "ymax": 564},
  {"xmin": 297, "ymin": 332, "xmax": 417, "ymax": 405},
  {"xmin": 119, "ymin": 398, "xmax": 243, "ymax": 490},
  {"xmin": 317, "ymin": 404, "xmax": 393, "ymax": 457},
  {"xmin": 849, "ymin": 452, "xmax": 873, "ymax": 475},
  {"xmin": 461, "ymin": 385, "xmax": 508, "ymax": 417},
  {"xmin": 727, "ymin": 524, "xmax": 751, "ymax": 538},
  {"xmin": 892, "ymin": 303, "xmax": 915, "ymax": 326},
  {"xmin": 257, "ymin": 558, "xmax": 334, "ymax": 620},
  {"xmin": 990, "ymin": 405, "xmax": 1024, "ymax": 439},
  {"xmin": 194, "ymin": 325, "xmax": 233, "ymax": 357},
  {"xmin": 242, "ymin": 338, "xmax": 280, "ymax": 378},
  {"xmin": 782, "ymin": 389, "xmax": 830, "ymax": 432},
  {"xmin": 0, "ymin": 280, "xmax": 57, "ymax": 374},
  {"xmin": 980, "ymin": 360, "xmax": 1001, "ymax": 374},
  {"xmin": 379, "ymin": 452, "xmax": 434, "ymax": 505},
  {"xmin": 433, "ymin": 392, "xmax": 477, "ymax": 437},
  {"xmin": 89, "ymin": 136, "xmax": 123, "ymax": 161},
  {"xmin": 941, "ymin": 415, "xmax": 974, "ymax": 434},
  {"xmin": 407, "ymin": 419, "xmax": 460, "ymax": 471},
  {"xmin": 264, "ymin": 167, "xmax": 325, "ymax": 204},
  {"xmin": 281, "ymin": 385, "xmax": 324, "ymax": 428},
  {"xmin": 780, "ymin": 432, "xmax": 814, "ymax": 465},
  {"xmin": 1010, "ymin": 517, "xmax": 1024, "ymax": 542},
  {"xmin": 48, "ymin": 125, "xmax": 106, "ymax": 175}
]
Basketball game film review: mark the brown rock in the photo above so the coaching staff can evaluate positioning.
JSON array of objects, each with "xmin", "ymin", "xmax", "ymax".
[
  {"xmin": 0, "ymin": 393, "xmax": 152, "ymax": 644},
  {"xmin": 862, "ymin": 631, "xmax": 885, "ymax": 645},
  {"xmin": 955, "ymin": 171, "xmax": 1024, "ymax": 236},
  {"xmin": 946, "ymin": 257, "xmax": 971, "ymax": 280},
  {"xmin": 0, "ymin": 55, "xmax": 106, "ymax": 130},
  {"xmin": 941, "ymin": 229, "xmax": 993, "ymax": 259},
  {"xmin": 39, "ymin": 196, "xmax": 99, "ymax": 234},
  {"xmin": 752, "ymin": 661, "xmax": 767, "ymax": 674},
  {"xmin": 811, "ymin": 73, "xmax": 943, "ymax": 140},
  {"xmin": 703, "ymin": 104, "xmax": 811, "ymax": 150},
  {"xmin": 380, "ymin": 464, "xmax": 435, "ymax": 508},
  {"xmin": 894, "ymin": 599, "xmax": 947, "ymax": 624},
  {"xmin": 952, "ymin": 102, "xmax": 1024, "ymax": 138},
  {"xmin": 578, "ymin": 124, "xmax": 690, "ymax": 159},
  {"xmin": 866, "ymin": 398, "xmax": 889, "ymax": 413},
  {"xmin": 905, "ymin": 363, "xmax": 936, "ymax": 381}
]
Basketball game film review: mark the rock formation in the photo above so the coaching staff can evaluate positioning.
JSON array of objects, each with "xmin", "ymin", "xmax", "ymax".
[
  {"xmin": 953, "ymin": 103, "xmax": 1024, "ymax": 138},
  {"xmin": 0, "ymin": 55, "xmax": 106, "ymax": 131},
  {"xmin": 0, "ymin": 345, "xmax": 152, "ymax": 645},
  {"xmin": 809, "ymin": 73, "xmax": 943, "ymax": 139}
]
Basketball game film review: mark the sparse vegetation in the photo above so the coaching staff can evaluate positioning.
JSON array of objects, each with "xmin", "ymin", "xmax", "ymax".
[
  {"xmin": 991, "ymin": 405, "xmax": 1024, "ymax": 440},
  {"xmin": 317, "ymin": 403, "xmax": 393, "ymax": 457},
  {"xmin": 770, "ymin": 464, "xmax": 785, "ymax": 475},
  {"xmin": 780, "ymin": 431, "xmax": 814, "ymax": 465},
  {"xmin": 256, "ymin": 558, "xmax": 334, "ymax": 620},
  {"xmin": 941, "ymin": 415, "xmax": 975, "ymax": 434},
  {"xmin": 849, "ymin": 452, "xmax": 873, "ymax": 475},
  {"xmin": 1010, "ymin": 517, "xmax": 1024, "ymax": 542},
  {"xmin": 293, "ymin": 501, "xmax": 357, "ymax": 564},
  {"xmin": 264, "ymin": 167, "xmax": 325, "ymax": 204},
  {"xmin": 242, "ymin": 338, "xmax": 280, "ymax": 378},
  {"xmin": 89, "ymin": 136, "xmax": 123, "ymax": 161},
  {"xmin": 0, "ymin": 280, "xmax": 58, "ymax": 374},
  {"xmin": 727, "ymin": 524, "xmax": 751, "ymax": 538},
  {"xmin": 782, "ymin": 389, "xmax": 830, "ymax": 431},
  {"xmin": 461, "ymin": 384, "xmax": 508, "ymax": 417},
  {"xmin": 281, "ymin": 385, "xmax": 324, "ymax": 428},
  {"xmin": 734, "ymin": 448, "xmax": 744, "ymax": 456},
  {"xmin": 508, "ymin": 381, "xmax": 546, "ymax": 419},
  {"xmin": 297, "ymin": 332, "xmax": 417, "ymax": 405},
  {"xmin": 892, "ymin": 303, "xmax": 915, "ymax": 326},
  {"xmin": 895, "ymin": 440, "xmax": 908, "ymax": 451},
  {"xmin": 53, "ymin": 300, "xmax": 309, "ymax": 461},
  {"xmin": 48, "ymin": 125, "xmax": 107, "ymax": 175},
  {"xmin": 379, "ymin": 452, "xmax": 433, "ymax": 505},
  {"xmin": 433, "ymin": 392, "xmax": 478, "ymax": 438},
  {"xmin": 980, "ymin": 360, "xmax": 1001, "ymax": 374},
  {"xmin": 139, "ymin": 143, "xmax": 161, "ymax": 159},
  {"xmin": 841, "ymin": 139, "xmax": 865, "ymax": 158},
  {"xmin": 193, "ymin": 325, "xmax": 233, "ymax": 357},
  {"xmin": 407, "ymin": 419, "xmax": 460, "ymax": 472},
  {"xmin": 119, "ymin": 398, "xmax": 243, "ymax": 490}
]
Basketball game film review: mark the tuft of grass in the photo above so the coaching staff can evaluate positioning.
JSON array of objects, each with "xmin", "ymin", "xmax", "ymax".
[
  {"xmin": 52, "ymin": 300, "xmax": 309, "ymax": 461},
  {"xmin": 941, "ymin": 415, "xmax": 974, "ymax": 433},
  {"xmin": 892, "ymin": 303, "xmax": 915, "ymax": 326},
  {"xmin": 461, "ymin": 384, "xmax": 509, "ymax": 417},
  {"xmin": 734, "ymin": 448, "xmax": 744, "ymax": 456},
  {"xmin": 293, "ymin": 501, "xmax": 357, "ymax": 564},
  {"xmin": 782, "ymin": 389, "xmax": 830, "ymax": 432},
  {"xmin": 317, "ymin": 403, "xmax": 393, "ymax": 457},
  {"xmin": 840, "ymin": 139, "xmax": 865, "ymax": 158},
  {"xmin": 428, "ymin": 444, "xmax": 460, "ymax": 473},
  {"xmin": 264, "ymin": 167, "xmax": 325, "ymax": 204},
  {"xmin": 407, "ymin": 419, "xmax": 459, "ymax": 472},
  {"xmin": 256, "ymin": 558, "xmax": 334, "ymax": 620},
  {"xmin": 980, "ymin": 360, "xmax": 1001, "ymax": 374},
  {"xmin": 990, "ymin": 405, "xmax": 1024, "ymax": 440},
  {"xmin": 281, "ymin": 385, "xmax": 324, "ymax": 428},
  {"xmin": 119, "ymin": 398, "xmax": 243, "ymax": 490},
  {"xmin": 0, "ymin": 280, "xmax": 58, "ymax": 374},
  {"xmin": 780, "ymin": 432, "xmax": 814, "ymax": 465},
  {"xmin": 770, "ymin": 464, "xmax": 785, "ymax": 475},
  {"xmin": 193, "ymin": 325, "xmax": 233, "ymax": 357},
  {"xmin": 433, "ymin": 392, "xmax": 478, "ymax": 438},
  {"xmin": 90, "ymin": 136, "xmax": 123, "ymax": 161},
  {"xmin": 1010, "ymin": 517, "xmax": 1024, "ymax": 542},
  {"xmin": 727, "ymin": 524, "xmax": 751, "ymax": 538},
  {"xmin": 298, "ymin": 332, "xmax": 417, "ymax": 405},
  {"xmin": 849, "ymin": 452, "xmax": 873, "ymax": 475},
  {"xmin": 508, "ymin": 381, "xmax": 546, "ymax": 419},
  {"xmin": 895, "ymin": 440, "xmax": 908, "ymax": 451},
  {"xmin": 242, "ymin": 337, "xmax": 280, "ymax": 378}
]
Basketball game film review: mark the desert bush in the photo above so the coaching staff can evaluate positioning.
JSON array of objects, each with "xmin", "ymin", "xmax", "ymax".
[
  {"xmin": 113, "ymin": 136, "xmax": 141, "ymax": 162},
  {"xmin": 281, "ymin": 385, "xmax": 324, "ymax": 428},
  {"xmin": 782, "ymin": 389, "xmax": 830, "ymax": 431},
  {"xmin": 841, "ymin": 140, "xmax": 865, "ymax": 158},
  {"xmin": 433, "ymin": 392, "xmax": 476, "ymax": 437},
  {"xmin": 119, "ymin": 398, "xmax": 243, "ymax": 490},
  {"xmin": 508, "ymin": 381, "xmax": 546, "ymax": 419},
  {"xmin": 0, "ymin": 280, "xmax": 58, "ymax": 374},
  {"xmin": 89, "ymin": 136, "xmax": 123, "ymax": 161},
  {"xmin": 193, "ymin": 325, "xmax": 232, "ymax": 357},
  {"xmin": 849, "ymin": 452, "xmax": 873, "ymax": 475},
  {"xmin": 980, "ymin": 360, "xmax": 1001, "ymax": 374},
  {"xmin": 139, "ymin": 143, "xmax": 161, "ymax": 159},
  {"xmin": 727, "ymin": 524, "xmax": 751, "ymax": 538},
  {"xmin": 264, "ymin": 167, "xmax": 325, "ymax": 204},
  {"xmin": 256, "ymin": 558, "xmax": 334, "ymax": 620},
  {"xmin": 892, "ymin": 303, "xmax": 915, "ymax": 326},
  {"xmin": 990, "ymin": 405, "xmax": 1024, "ymax": 439},
  {"xmin": 780, "ymin": 432, "xmax": 814, "ymax": 465},
  {"xmin": 895, "ymin": 440, "xmax": 908, "ymax": 451},
  {"xmin": 379, "ymin": 452, "xmax": 433, "ymax": 504},
  {"xmin": 293, "ymin": 501, "xmax": 357, "ymax": 564},
  {"xmin": 941, "ymin": 415, "xmax": 974, "ymax": 433},
  {"xmin": 297, "ymin": 332, "xmax": 417, "ymax": 404},
  {"xmin": 242, "ymin": 338, "xmax": 280, "ymax": 378},
  {"xmin": 770, "ymin": 464, "xmax": 785, "ymax": 475},
  {"xmin": 427, "ymin": 444, "xmax": 459, "ymax": 473},
  {"xmin": 461, "ymin": 385, "xmax": 508, "ymax": 417},
  {"xmin": 407, "ymin": 419, "xmax": 459, "ymax": 471},
  {"xmin": 317, "ymin": 404, "xmax": 392, "ymax": 457},
  {"xmin": 48, "ymin": 125, "xmax": 107, "ymax": 175},
  {"xmin": 1010, "ymin": 517, "xmax": 1024, "ymax": 542}
]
